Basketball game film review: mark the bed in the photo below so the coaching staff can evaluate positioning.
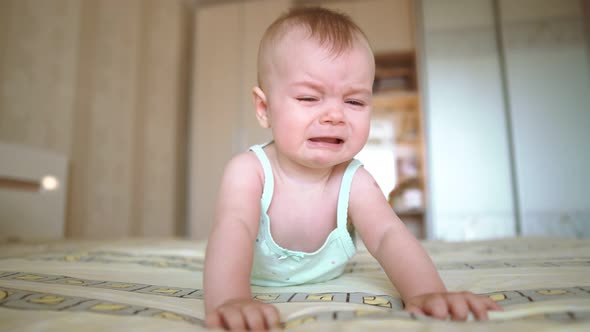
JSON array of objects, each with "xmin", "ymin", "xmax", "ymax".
[{"xmin": 0, "ymin": 237, "xmax": 589, "ymax": 331}]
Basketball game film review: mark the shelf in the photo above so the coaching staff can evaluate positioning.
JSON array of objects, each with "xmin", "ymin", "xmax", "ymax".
[
  {"xmin": 372, "ymin": 92, "xmax": 418, "ymax": 112},
  {"xmin": 373, "ymin": 51, "xmax": 426, "ymax": 239},
  {"xmin": 373, "ymin": 51, "xmax": 417, "ymax": 91},
  {"xmin": 395, "ymin": 139, "xmax": 420, "ymax": 146},
  {"xmin": 394, "ymin": 207, "xmax": 425, "ymax": 217},
  {"xmin": 395, "ymin": 176, "xmax": 421, "ymax": 188}
]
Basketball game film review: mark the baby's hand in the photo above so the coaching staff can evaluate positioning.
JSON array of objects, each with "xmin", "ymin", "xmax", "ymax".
[
  {"xmin": 206, "ymin": 298, "xmax": 281, "ymax": 331},
  {"xmin": 404, "ymin": 291, "xmax": 502, "ymax": 321}
]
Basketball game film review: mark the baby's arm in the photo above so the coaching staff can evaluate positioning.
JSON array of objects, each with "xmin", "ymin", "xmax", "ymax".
[
  {"xmin": 349, "ymin": 169, "xmax": 500, "ymax": 320},
  {"xmin": 203, "ymin": 153, "xmax": 280, "ymax": 330}
]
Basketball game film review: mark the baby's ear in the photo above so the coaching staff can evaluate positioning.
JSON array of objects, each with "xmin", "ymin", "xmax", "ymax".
[{"xmin": 253, "ymin": 87, "xmax": 270, "ymax": 128}]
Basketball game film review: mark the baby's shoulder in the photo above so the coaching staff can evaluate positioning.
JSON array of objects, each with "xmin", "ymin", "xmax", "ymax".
[
  {"xmin": 349, "ymin": 163, "xmax": 374, "ymax": 184},
  {"xmin": 221, "ymin": 151, "xmax": 264, "ymax": 183},
  {"xmin": 349, "ymin": 165, "xmax": 381, "ymax": 196},
  {"xmin": 224, "ymin": 151, "xmax": 261, "ymax": 172}
]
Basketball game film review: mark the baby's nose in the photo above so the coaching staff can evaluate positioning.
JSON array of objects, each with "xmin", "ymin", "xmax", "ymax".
[{"xmin": 320, "ymin": 104, "xmax": 345, "ymax": 124}]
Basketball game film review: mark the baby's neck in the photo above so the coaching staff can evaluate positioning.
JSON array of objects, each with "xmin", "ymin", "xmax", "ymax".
[
  {"xmin": 269, "ymin": 151, "xmax": 338, "ymax": 186},
  {"xmin": 276, "ymin": 162, "xmax": 335, "ymax": 186}
]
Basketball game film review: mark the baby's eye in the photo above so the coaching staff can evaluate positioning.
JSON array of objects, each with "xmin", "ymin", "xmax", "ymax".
[
  {"xmin": 296, "ymin": 96, "xmax": 318, "ymax": 102},
  {"xmin": 346, "ymin": 99, "xmax": 366, "ymax": 107}
]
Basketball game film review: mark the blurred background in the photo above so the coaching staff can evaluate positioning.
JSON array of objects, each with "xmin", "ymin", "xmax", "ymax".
[{"xmin": 0, "ymin": 0, "xmax": 588, "ymax": 242}]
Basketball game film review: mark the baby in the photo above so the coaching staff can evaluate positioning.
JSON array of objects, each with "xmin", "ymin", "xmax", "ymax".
[{"xmin": 204, "ymin": 7, "xmax": 500, "ymax": 331}]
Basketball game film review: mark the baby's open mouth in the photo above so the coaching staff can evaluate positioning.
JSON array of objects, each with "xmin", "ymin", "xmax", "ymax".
[{"xmin": 309, "ymin": 137, "xmax": 344, "ymax": 144}]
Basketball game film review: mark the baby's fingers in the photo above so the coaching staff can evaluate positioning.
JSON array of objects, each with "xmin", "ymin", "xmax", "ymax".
[
  {"xmin": 243, "ymin": 305, "xmax": 266, "ymax": 331},
  {"xmin": 404, "ymin": 303, "xmax": 425, "ymax": 316},
  {"xmin": 467, "ymin": 297, "xmax": 488, "ymax": 320},
  {"xmin": 261, "ymin": 304, "xmax": 281, "ymax": 329},
  {"xmin": 485, "ymin": 296, "xmax": 503, "ymax": 311},
  {"xmin": 467, "ymin": 294, "xmax": 501, "ymax": 320},
  {"xmin": 206, "ymin": 311, "xmax": 224, "ymax": 329},
  {"xmin": 218, "ymin": 306, "xmax": 247, "ymax": 330},
  {"xmin": 448, "ymin": 295, "xmax": 469, "ymax": 321},
  {"xmin": 422, "ymin": 294, "xmax": 449, "ymax": 320}
]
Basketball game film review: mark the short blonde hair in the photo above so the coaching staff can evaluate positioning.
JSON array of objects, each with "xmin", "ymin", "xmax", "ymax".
[{"xmin": 257, "ymin": 6, "xmax": 372, "ymax": 89}]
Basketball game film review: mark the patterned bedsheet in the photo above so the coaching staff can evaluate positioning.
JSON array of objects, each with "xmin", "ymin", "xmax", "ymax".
[{"xmin": 0, "ymin": 237, "xmax": 589, "ymax": 331}]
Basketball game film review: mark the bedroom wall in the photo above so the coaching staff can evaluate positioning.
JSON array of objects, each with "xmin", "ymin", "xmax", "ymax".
[
  {"xmin": 0, "ymin": 0, "xmax": 192, "ymax": 238},
  {"xmin": 320, "ymin": 0, "xmax": 415, "ymax": 52},
  {"xmin": 189, "ymin": 0, "xmax": 290, "ymax": 240}
]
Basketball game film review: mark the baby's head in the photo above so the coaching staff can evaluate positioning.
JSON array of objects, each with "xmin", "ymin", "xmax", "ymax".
[
  {"xmin": 257, "ymin": 7, "xmax": 375, "ymax": 93},
  {"xmin": 254, "ymin": 7, "xmax": 375, "ymax": 168}
]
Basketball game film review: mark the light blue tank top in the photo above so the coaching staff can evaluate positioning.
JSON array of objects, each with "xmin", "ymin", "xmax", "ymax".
[{"xmin": 249, "ymin": 143, "xmax": 363, "ymax": 287}]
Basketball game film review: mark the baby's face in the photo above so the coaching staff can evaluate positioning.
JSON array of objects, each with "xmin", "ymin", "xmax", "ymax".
[{"xmin": 262, "ymin": 28, "xmax": 375, "ymax": 169}]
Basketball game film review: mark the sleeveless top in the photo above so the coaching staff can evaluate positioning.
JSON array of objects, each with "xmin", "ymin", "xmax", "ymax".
[{"xmin": 249, "ymin": 143, "xmax": 363, "ymax": 286}]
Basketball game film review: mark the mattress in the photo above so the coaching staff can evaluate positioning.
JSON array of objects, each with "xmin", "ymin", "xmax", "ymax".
[{"xmin": 0, "ymin": 237, "xmax": 589, "ymax": 331}]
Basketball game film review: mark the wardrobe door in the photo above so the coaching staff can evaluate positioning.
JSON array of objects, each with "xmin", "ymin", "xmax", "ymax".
[
  {"xmin": 420, "ymin": 0, "xmax": 516, "ymax": 240},
  {"xmin": 500, "ymin": 0, "xmax": 590, "ymax": 237}
]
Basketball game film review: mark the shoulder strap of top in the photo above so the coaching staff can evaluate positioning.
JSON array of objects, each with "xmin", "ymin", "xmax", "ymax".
[
  {"xmin": 249, "ymin": 143, "xmax": 274, "ymax": 213},
  {"xmin": 336, "ymin": 159, "xmax": 363, "ymax": 229}
]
